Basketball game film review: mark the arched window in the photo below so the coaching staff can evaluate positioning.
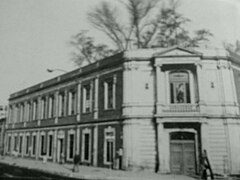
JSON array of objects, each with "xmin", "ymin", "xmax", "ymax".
[{"xmin": 169, "ymin": 71, "xmax": 190, "ymax": 104}]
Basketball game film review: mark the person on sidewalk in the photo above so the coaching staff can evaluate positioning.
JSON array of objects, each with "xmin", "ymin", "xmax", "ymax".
[
  {"xmin": 72, "ymin": 154, "xmax": 80, "ymax": 172},
  {"xmin": 201, "ymin": 150, "xmax": 214, "ymax": 180},
  {"xmin": 60, "ymin": 152, "xmax": 65, "ymax": 164}
]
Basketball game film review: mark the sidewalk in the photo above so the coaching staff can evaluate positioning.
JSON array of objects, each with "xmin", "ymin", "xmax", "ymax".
[{"xmin": 0, "ymin": 156, "xmax": 196, "ymax": 180}]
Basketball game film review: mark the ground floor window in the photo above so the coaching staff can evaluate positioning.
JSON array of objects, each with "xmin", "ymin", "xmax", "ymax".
[
  {"xmin": 32, "ymin": 135, "xmax": 36, "ymax": 156},
  {"xmin": 8, "ymin": 136, "xmax": 11, "ymax": 152},
  {"xmin": 68, "ymin": 131, "xmax": 75, "ymax": 160},
  {"xmin": 14, "ymin": 135, "xmax": 18, "ymax": 151},
  {"xmin": 19, "ymin": 135, "xmax": 23, "ymax": 154},
  {"xmin": 25, "ymin": 135, "xmax": 30, "ymax": 155},
  {"xmin": 82, "ymin": 128, "xmax": 91, "ymax": 162},
  {"xmin": 48, "ymin": 134, "xmax": 53, "ymax": 157},
  {"xmin": 40, "ymin": 133, "xmax": 46, "ymax": 156},
  {"xmin": 104, "ymin": 126, "xmax": 115, "ymax": 165}
]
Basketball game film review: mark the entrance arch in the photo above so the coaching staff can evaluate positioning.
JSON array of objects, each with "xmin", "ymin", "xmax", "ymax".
[{"xmin": 170, "ymin": 131, "xmax": 196, "ymax": 175}]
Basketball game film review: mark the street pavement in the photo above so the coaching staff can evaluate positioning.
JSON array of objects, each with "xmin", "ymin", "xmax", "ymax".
[{"xmin": 0, "ymin": 156, "xmax": 197, "ymax": 180}]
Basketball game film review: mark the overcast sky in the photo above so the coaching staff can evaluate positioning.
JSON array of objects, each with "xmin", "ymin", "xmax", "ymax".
[{"xmin": 0, "ymin": 0, "xmax": 239, "ymax": 105}]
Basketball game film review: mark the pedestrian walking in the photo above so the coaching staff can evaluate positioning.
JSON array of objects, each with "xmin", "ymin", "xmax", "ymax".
[
  {"xmin": 201, "ymin": 150, "xmax": 214, "ymax": 180},
  {"xmin": 72, "ymin": 154, "xmax": 80, "ymax": 172}
]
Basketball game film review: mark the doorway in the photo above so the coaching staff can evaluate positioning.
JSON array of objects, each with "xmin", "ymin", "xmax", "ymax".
[{"xmin": 170, "ymin": 131, "xmax": 196, "ymax": 175}]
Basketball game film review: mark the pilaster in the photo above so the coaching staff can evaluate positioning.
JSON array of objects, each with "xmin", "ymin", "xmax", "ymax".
[
  {"xmin": 94, "ymin": 77, "xmax": 99, "ymax": 119},
  {"xmin": 54, "ymin": 91, "xmax": 59, "ymax": 124},
  {"xmin": 77, "ymin": 83, "xmax": 81, "ymax": 122},
  {"xmin": 53, "ymin": 129, "xmax": 57, "ymax": 162},
  {"xmin": 93, "ymin": 125, "xmax": 98, "ymax": 166}
]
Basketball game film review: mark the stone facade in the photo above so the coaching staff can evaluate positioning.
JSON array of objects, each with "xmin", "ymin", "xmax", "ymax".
[{"xmin": 4, "ymin": 46, "xmax": 240, "ymax": 175}]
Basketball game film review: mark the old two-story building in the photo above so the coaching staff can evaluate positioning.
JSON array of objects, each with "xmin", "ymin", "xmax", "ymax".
[
  {"xmin": 4, "ymin": 46, "xmax": 240, "ymax": 176},
  {"xmin": 0, "ymin": 105, "xmax": 7, "ymax": 155}
]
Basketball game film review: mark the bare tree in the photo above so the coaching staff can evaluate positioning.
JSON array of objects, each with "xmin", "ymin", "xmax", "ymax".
[
  {"xmin": 71, "ymin": 0, "xmax": 213, "ymax": 67},
  {"xmin": 70, "ymin": 30, "xmax": 115, "ymax": 67},
  {"xmin": 224, "ymin": 40, "xmax": 240, "ymax": 54}
]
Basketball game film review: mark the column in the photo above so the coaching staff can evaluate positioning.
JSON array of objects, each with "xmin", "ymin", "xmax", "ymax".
[
  {"xmin": 45, "ymin": 96, "xmax": 49, "ymax": 119},
  {"xmin": 77, "ymin": 83, "xmax": 81, "ymax": 122},
  {"xmin": 157, "ymin": 121, "xmax": 170, "ymax": 173},
  {"xmin": 35, "ymin": 130, "xmax": 40, "ymax": 160},
  {"xmin": 24, "ymin": 102, "xmax": 28, "ymax": 122},
  {"xmin": 122, "ymin": 119, "xmax": 140, "ymax": 170},
  {"xmin": 11, "ymin": 133, "xmax": 14, "ymax": 153},
  {"xmin": 54, "ymin": 91, "xmax": 59, "ymax": 124},
  {"xmin": 68, "ymin": 91, "xmax": 72, "ymax": 116},
  {"xmin": 22, "ymin": 132, "xmax": 26, "ymax": 158},
  {"xmin": 201, "ymin": 121, "xmax": 209, "ymax": 157},
  {"xmin": 76, "ymin": 127, "xmax": 80, "ymax": 155},
  {"xmin": 37, "ymin": 97, "xmax": 42, "ymax": 119},
  {"xmin": 8, "ymin": 105, "xmax": 12, "ymax": 124},
  {"xmin": 64, "ymin": 90, "xmax": 68, "ymax": 116},
  {"xmin": 94, "ymin": 77, "xmax": 99, "ymax": 119},
  {"xmin": 189, "ymin": 71, "xmax": 195, "ymax": 104},
  {"xmin": 196, "ymin": 63, "xmax": 205, "ymax": 104},
  {"xmin": 53, "ymin": 129, "xmax": 57, "ymax": 162},
  {"xmin": 93, "ymin": 125, "xmax": 98, "ymax": 166},
  {"xmin": 156, "ymin": 65, "xmax": 166, "ymax": 113}
]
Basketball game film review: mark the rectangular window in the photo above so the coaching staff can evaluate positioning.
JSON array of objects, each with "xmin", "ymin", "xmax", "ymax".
[
  {"xmin": 48, "ymin": 96, "xmax": 54, "ymax": 118},
  {"xmin": 48, "ymin": 134, "xmax": 53, "ymax": 157},
  {"xmin": 16, "ymin": 105, "xmax": 20, "ymax": 122},
  {"xmin": 41, "ymin": 98, "xmax": 46, "ymax": 119},
  {"xmin": 68, "ymin": 134, "xmax": 74, "ymax": 159},
  {"xmin": 104, "ymin": 127, "xmax": 115, "ymax": 165},
  {"xmin": 59, "ymin": 93, "xmax": 65, "ymax": 116},
  {"xmin": 68, "ymin": 91, "xmax": 76, "ymax": 115},
  {"xmin": 33, "ymin": 100, "xmax": 38, "ymax": 120},
  {"xmin": 19, "ymin": 136, "xmax": 23, "ymax": 153},
  {"xmin": 40, "ymin": 134, "xmax": 46, "ymax": 156},
  {"xmin": 104, "ymin": 78, "xmax": 116, "ymax": 110},
  {"xmin": 32, "ymin": 135, "xmax": 36, "ymax": 156},
  {"xmin": 82, "ymin": 129, "xmax": 91, "ymax": 162},
  {"xmin": 25, "ymin": 135, "xmax": 30, "ymax": 155},
  {"xmin": 83, "ymin": 84, "xmax": 92, "ymax": 113},
  {"xmin": 20, "ymin": 103, "xmax": 24, "ymax": 122},
  {"xmin": 169, "ymin": 72, "xmax": 191, "ymax": 104},
  {"xmin": 8, "ymin": 136, "xmax": 11, "ymax": 152},
  {"xmin": 106, "ymin": 140, "xmax": 114, "ymax": 163},
  {"xmin": 71, "ymin": 91, "xmax": 76, "ymax": 115},
  {"xmin": 14, "ymin": 136, "xmax": 18, "ymax": 151},
  {"xmin": 28, "ymin": 102, "xmax": 32, "ymax": 122},
  {"xmin": 84, "ymin": 134, "xmax": 90, "ymax": 161}
]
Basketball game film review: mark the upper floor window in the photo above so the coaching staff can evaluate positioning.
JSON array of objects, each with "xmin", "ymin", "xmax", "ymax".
[
  {"xmin": 83, "ymin": 84, "xmax": 92, "ymax": 113},
  {"xmin": 33, "ymin": 100, "xmax": 38, "ymax": 120},
  {"xmin": 48, "ymin": 95, "xmax": 54, "ymax": 118},
  {"xmin": 68, "ymin": 90, "xmax": 76, "ymax": 115},
  {"xmin": 104, "ymin": 76, "xmax": 116, "ymax": 110},
  {"xmin": 41, "ymin": 97, "xmax": 47, "ymax": 119},
  {"xmin": 169, "ymin": 71, "xmax": 190, "ymax": 104},
  {"xmin": 59, "ymin": 92, "xmax": 65, "ymax": 116}
]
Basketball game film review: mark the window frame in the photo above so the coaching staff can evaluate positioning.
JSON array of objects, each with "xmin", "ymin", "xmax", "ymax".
[
  {"xmin": 40, "ymin": 132, "xmax": 46, "ymax": 157},
  {"xmin": 58, "ymin": 92, "xmax": 65, "ymax": 116},
  {"xmin": 47, "ymin": 132, "xmax": 53, "ymax": 158},
  {"xmin": 67, "ymin": 129, "xmax": 75, "ymax": 161},
  {"xmin": 104, "ymin": 75, "xmax": 116, "ymax": 110},
  {"xmin": 31, "ymin": 133, "xmax": 36, "ymax": 157},
  {"xmin": 48, "ymin": 95, "xmax": 55, "ymax": 118},
  {"xmin": 103, "ymin": 126, "xmax": 116, "ymax": 165},
  {"xmin": 25, "ymin": 134, "xmax": 30, "ymax": 155},
  {"xmin": 68, "ymin": 90, "xmax": 77, "ymax": 115},
  {"xmin": 83, "ymin": 83, "xmax": 93, "ymax": 113},
  {"xmin": 7, "ymin": 135, "xmax": 11, "ymax": 153},
  {"xmin": 81, "ymin": 128, "xmax": 91, "ymax": 163},
  {"xmin": 169, "ymin": 71, "xmax": 191, "ymax": 104}
]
